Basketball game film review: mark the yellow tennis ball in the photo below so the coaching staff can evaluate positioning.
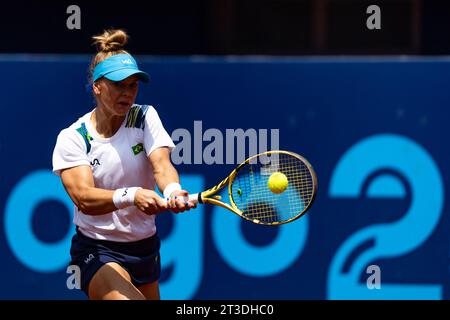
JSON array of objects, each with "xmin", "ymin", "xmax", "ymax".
[{"xmin": 268, "ymin": 172, "xmax": 288, "ymax": 194}]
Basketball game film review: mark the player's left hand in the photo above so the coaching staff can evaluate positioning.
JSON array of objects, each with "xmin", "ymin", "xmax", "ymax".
[{"xmin": 167, "ymin": 189, "xmax": 197, "ymax": 213}]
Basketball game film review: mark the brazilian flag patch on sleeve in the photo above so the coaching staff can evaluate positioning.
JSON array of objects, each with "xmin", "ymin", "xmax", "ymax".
[{"xmin": 132, "ymin": 143, "xmax": 145, "ymax": 155}]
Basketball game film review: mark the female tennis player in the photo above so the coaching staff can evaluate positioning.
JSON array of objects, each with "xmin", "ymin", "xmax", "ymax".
[{"xmin": 52, "ymin": 29, "xmax": 196, "ymax": 300}]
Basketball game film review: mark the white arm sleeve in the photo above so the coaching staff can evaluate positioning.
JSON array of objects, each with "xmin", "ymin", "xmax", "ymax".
[
  {"xmin": 52, "ymin": 129, "xmax": 91, "ymax": 176},
  {"xmin": 143, "ymin": 106, "xmax": 175, "ymax": 156}
]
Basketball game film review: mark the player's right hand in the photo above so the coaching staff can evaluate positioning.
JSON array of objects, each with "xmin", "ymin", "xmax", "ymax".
[{"xmin": 134, "ymin": 189, "xmax": 168, "ymax": 215}]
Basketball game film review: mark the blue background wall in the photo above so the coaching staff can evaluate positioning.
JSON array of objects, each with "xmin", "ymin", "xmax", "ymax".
[{"xmin": 0, "ymin": 56, "xmax": 448, "ymax": 299}]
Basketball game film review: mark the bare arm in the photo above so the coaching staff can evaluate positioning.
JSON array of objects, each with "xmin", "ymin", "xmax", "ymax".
[
  {"xmin": 148, "ymin": 147, "xmax": 180, "ymax": 193},
  {"xmin": 148, "ymin": 147, "xmax": 196, "ymax": 213},
  {"xmin": 60, "ymin": 165, "xmax": 116, "ymax": 215},
  {"xmin": 60, "ymin": 165, "xmax": 167, "ymax": 216}
]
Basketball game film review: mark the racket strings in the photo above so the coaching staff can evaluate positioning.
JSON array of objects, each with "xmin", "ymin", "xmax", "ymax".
[{"xmin": 231, "ymin": 152, "xmax": 314, "ymax": 224}]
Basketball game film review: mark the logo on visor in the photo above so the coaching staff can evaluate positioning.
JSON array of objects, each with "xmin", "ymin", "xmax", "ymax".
[{"xmin": 121, "ymin": 59, "xmax": 133, "ymax": 65}]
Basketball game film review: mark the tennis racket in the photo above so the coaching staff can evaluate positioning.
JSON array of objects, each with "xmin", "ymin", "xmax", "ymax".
[{"xmin": 175, "ymin": 150, "xmax": 317, "ymax": 226}]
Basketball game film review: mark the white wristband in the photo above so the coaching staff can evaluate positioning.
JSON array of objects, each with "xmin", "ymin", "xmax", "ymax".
[
  {"xmin": 163, "ymin": 182, "xmax": 182, "ymax": 199},
  {"xmin": 113, "ymin": 187, "xmax": 141, "ymax": 209}
]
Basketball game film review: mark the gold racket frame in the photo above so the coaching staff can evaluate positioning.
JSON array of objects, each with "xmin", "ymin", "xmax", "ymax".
[{"xmin": 198, "ymin": 150, "xmax": 318, "ymax": 226}]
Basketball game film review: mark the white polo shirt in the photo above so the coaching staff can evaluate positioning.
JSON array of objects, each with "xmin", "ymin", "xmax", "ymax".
[{"xmin": 52, "ymin": 104, "xmax": 175, "ymax": 242}]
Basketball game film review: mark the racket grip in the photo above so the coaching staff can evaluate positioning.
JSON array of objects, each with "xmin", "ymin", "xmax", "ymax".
[{"xmin": 164, "ymin": 193, "xmax": 199, "ymax": 205}]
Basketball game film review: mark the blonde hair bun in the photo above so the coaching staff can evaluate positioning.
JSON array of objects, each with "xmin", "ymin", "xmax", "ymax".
[{"xmin": 92, "ymin": 29, "xmax": 128, "ymax": 52}]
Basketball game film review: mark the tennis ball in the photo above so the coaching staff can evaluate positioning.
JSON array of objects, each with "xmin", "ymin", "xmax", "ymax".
[{"xmin": 268, "ymin": 172, "xmax": 288, "ymax": 194}]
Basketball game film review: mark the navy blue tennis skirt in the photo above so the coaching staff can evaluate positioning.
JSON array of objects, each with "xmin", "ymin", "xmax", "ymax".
[{"xmin": 69, "ymin": 227, "xmax": 161, "ymax": 295}]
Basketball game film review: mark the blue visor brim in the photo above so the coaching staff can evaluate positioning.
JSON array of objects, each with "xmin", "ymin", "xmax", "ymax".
[{"xmin": 103, "ymin": 69, "xmax": 150, "ymax": 83}]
